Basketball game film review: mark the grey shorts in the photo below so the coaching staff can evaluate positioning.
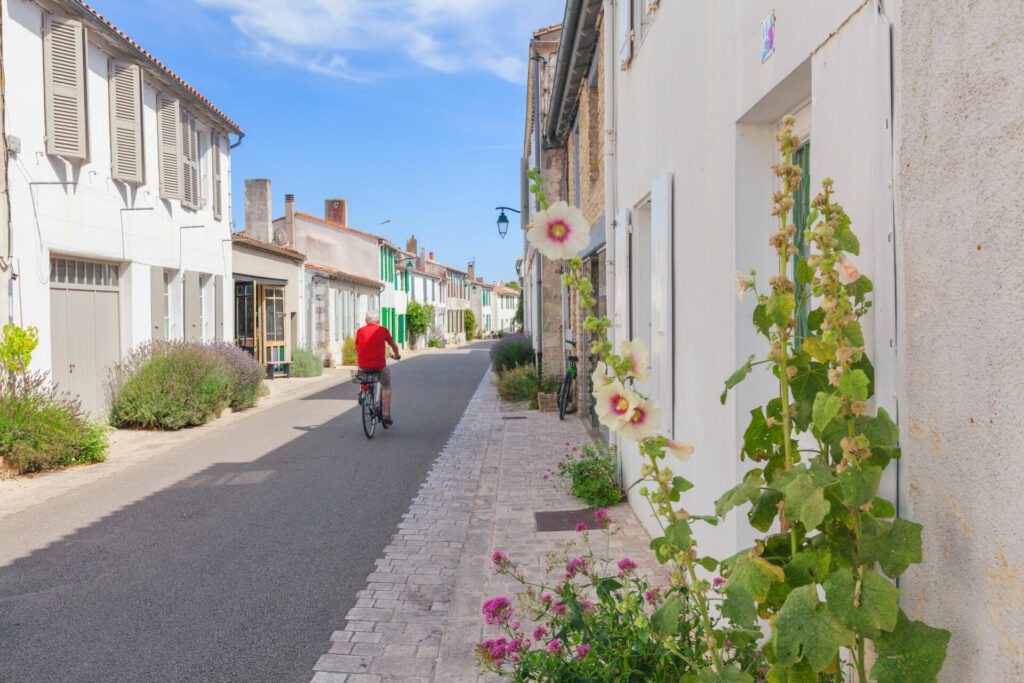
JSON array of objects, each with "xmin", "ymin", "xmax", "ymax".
[{"xmin": 360, "ymin": 366, "xmax": 391, "ymax": 389}]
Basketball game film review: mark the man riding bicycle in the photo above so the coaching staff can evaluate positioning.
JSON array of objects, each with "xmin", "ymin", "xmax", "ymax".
[{"xmin": 355, "ymin": 311, "xmax": 401, "ymax": 426}]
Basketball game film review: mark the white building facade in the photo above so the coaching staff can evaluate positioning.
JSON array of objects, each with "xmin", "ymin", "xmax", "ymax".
[{"xmin": 4, "ymin": 0, "xmax": 240, "ymax": 412}]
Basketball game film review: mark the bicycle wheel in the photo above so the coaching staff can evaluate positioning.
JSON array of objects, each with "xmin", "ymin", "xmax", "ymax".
[
  {"xmin": 362, "ymin": 392, "xmax": 376, "ymax": 438},
  {"xmin": 558, "ymin": 375, "xmax": 571, "ymax": 420}
]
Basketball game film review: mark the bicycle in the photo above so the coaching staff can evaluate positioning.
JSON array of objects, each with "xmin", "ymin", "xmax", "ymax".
[
  {"xmin": 355, "ymin": 370, "xmax": 385, "ymax": 438},
  {"xmin": 557, "ymin": 339, "xmax": 579, "ymax": 420}
]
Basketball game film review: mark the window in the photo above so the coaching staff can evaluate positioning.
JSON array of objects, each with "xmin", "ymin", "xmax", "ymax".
[
  {"xmin": 265, "ymin": 287, "xmax": 285, "ymax": 343},
  {"xmin": 180, "ymin": 109, "xmax": 201, "ymax": 210},
  {"xmin": 157, "ymin": 95, "xmax": 182, "ymax": 200},
  {"xmin": 43, "ymin": 14, "xmax": 88, "ymax": 160},
  {"xmin": 109, "ymin": 62, "xmax": 143, "ymax": 183},
  {"xmin": 211, "ymin": 133, "xmax": 223, "ymax": 220},
  {"xmin": 49, "ymin": 256, "xmax": 119, "ymax": 288}
]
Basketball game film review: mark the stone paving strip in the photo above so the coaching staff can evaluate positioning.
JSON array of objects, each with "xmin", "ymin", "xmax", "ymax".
[{"xmin": 310, "ymin": 372, "xmax": 660, "ymax": 682}]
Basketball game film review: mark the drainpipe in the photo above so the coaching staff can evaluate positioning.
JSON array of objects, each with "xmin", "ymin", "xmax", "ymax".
[
  {"xmin": 0, "ymin": 9, "xmax": 11, "ymax": 325},
  {"xmin": 532, "ymin": 49, "xmax": 544, "ymax": 375},
  {"xmin": 603, "ymin": 0, "xmax": 619, "ymax": 456}
]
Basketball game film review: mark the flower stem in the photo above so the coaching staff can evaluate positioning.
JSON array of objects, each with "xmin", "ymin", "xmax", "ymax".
[{"xmin": 778, "ymin": 143, "xmax": 799, "ymax": 560}]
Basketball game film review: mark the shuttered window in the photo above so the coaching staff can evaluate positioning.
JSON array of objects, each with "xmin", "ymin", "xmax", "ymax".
[
  {"xmin": 109, "ymin": 61, "xmax": 143, "ymax": 184},
  {"xmin": 180, "ymin": 110, "xmax": 200, "ymax": 211},
  {"xmin": 211, "ymin": 132, "xmax": 223, "ymax": 220},
  {"xmin": 157, "ymin": 94, "xmax": 182, "ymax": 200},
  {"xmin": 43, "ymin": 14, "xmax": 88, "ymax": 160}
]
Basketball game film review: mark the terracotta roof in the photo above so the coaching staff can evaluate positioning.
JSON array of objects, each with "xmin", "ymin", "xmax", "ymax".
[
  {"xmin": 470, "ymin": 280, "xmax": 494, "ymax": 289},
  {"xmin": 305, "ymin": 262, "xmax": 383, "ymax": 288},
  {"xmin": 287, "ymin": 212, "xmax": 382, "ymax": 241},
  {"xmin": 533, "ymin": 22, "xmax": 563, "ymax": 38},
  {"xmin": 232, "ymin": 232, "xmax": 305, "ymax": 259},
  {"xmin": 493, "ymin": 285, "xmax": 519, "ymax": 296},
  {"xmin": 67, "ymin": 1, "xmax": 241, "ymax": 135},
  {"xmin": 429, "ymin": 261, "xmax": 467, "ymax": 275}
]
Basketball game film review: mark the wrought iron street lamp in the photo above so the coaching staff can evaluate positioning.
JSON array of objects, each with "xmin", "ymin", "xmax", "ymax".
[{"xmin": 494, "ymin": 206, "xmax": 520, "ymax": 238}]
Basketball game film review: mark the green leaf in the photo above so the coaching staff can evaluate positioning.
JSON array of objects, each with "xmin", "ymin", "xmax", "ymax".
[
  {"xmin": 785, "ymin": 546, "xmax": 832, "ymax": 587},
  {"xmin": 806, "ymin": 208, "xmax": 819, "ymax": 225},
  {"xmin": 838, "ymin": 466, "xmax": 883, "ymax": 507},
  {"xmin": 858, "ymin": 517, "xmax": 923, "ymax": 578},
  {"xmin": 773, "ymin": 469, "xmax": 831, "ymax": 529},
  {"xmin": 721, "ymin": 354, "xmax": 757, "ymax": 404},
  {"xmin": 838, "ymin": 369, "xmax": 870, "ymax": 401},
  {"xmin": 870, "ymin": 610, "xmax": 950, "ymax": 683},
  {"xmin": 766, "ymin": 661, "xmax": 819, "ymax": 683},
  {"xmin": 806, "ymin": 308, "xmax": 825, "ymax": 333},
  {"xmin": 748, "ymin": 488, "xmax": 783, "ymax": 532},
  {"xmin": 673, "ymin": 475, "xmax": 694, "ymax": 493},
  {"xmin": 696, "ymin": 556, "xmax": 719, "ymax": 572},
  {"xmin": 795, "ymin": 258, "xmax": 815, "ymax": 287},
  {"xmin": 871, "ymin": 497, "xmax": 897, "ymax": 518},
  {"xmin": 835, "ymin": 224, "xmax": 860, "ymax": 255},
  {"xmin": 812, "ymin": 392, "xmax": 842, "ymax": 434},
  {"xmin": 696, "ymin": 668, "xmax": 754, "ymax": 683},
  {"xmin": 722, "ymin": 585, "xmax": 758, "ymax": 629},
  {"xmin": 848, "ymin": 274, "xmax": 874, "ymax": 300},
  {"xmin": 753, "ymin": 303, "xmax": 771, "ymax": 337},
  {"xmin": 727, "ymin": 552, "xmax": 785, "ymax": 601},
  {"xmin": 824, "ymin": 567, "xmax": 899, "ymax": 638},
  {"xmin": 768, "ymin": 292, "xmax": 796, "ymax": 327},
  {"xmin": 859, "ymin": 407, "xmax": 900, "ymax": 450},
  {"xmin": 742, "ymin": 408, "xmax": 780, "ymax": 462},
  {"xmin": 664, "ymin": 519, "xmax": 694, "ymax": 551},
  {"xmin": 800, "ymin": 336, "xmax": 835, "ymax": 364},
  {"xmin": 773, "ymin": 585, "xmax": 854, "ymax": 672},
  {"xmin": 842, "ymin": 320, "xmax": 865, "ymax": 348},
  {"xmin": 715, "ymin": 469, "xmax": 765, "ymax": 518},
  {"xmin": 689, "ymin": 515, "xmax": 720, "ymax": 526},
  {"xmin": 650, "ymin": 596, "xmax": 683, "ymax": 636}
]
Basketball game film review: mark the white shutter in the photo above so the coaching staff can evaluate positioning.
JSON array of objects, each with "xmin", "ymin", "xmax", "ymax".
[
  {"xmin": 617, "ymin": 0, "xmax": 633, "ymax": 68},
  {"xmin": 180, "ymin": 110, "xmax": 200, "ymax": 210},
  {"xmin": 109, "ymin": 62, "xmax": 143, "ymax": 184},
  {"xmin": 157, "ymin": 94, "xmax": 182, "ymax": 200},
  {"xmin": 650, "ymin": 172, "xmax": 674, "ymax": 435},
  {"xmin": 613, "ymin": 209, "xmax": 631, "ymax": 347},
  {"xmin": 43, "ymin": 14, "xmax": 88, "ymax": 160},
  {"xmin": 211, "ymin": 132, "xmax": 223, "ymax": 220}
]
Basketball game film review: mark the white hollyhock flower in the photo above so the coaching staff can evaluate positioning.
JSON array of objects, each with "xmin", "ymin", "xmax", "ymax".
[
  {"xmin": 618, "ymin": 395, "xmax": 662, "ymax": 442},
  {"xmin": 595, "ymin": 380, "xmax": 638, "ymax": 431},
  {"xmin": 526, "ymin": 201, "xmax": 591, "ymax": 261},
  {"xmin": 618, "ymin": 339, "xmax": 650, "ymax": 382},
  {"xmin": 837, "ymin": 255, "xmax": 861, "ymax": 285}
]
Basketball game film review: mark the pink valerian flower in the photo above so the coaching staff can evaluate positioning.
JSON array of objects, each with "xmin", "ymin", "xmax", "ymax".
[
  {"xmin": 837, "ymin": 254, "xmax": 861, "ymax": 285},
  {"xmin": 577, "ymin": 644, "xmax": 591, "ymax": 661},
  {"xmin": 666, "ymin": 439, "xmax": 695, "ymax": 461},
  {"xmin": 542, "ymin": 474, "xmax": 549, "ymax": 480},
  {"xmin": 574, "ymin": 522, "xmax": 588, "ymax": 533},
  {"xmin": 618, "ymin": 339, "xmax": 650, "ymax": 382},
  {"xmin": 617, "ymin": 557, "xmax": 638, "ymax": 576},
  {"xmin": 553, "ymin": 602, "xmax": 568, "ymax": 616},
  {"xmin": 507, "ymin": 638, "xmax": 523, "ymax": 654},
  {"xmin": 477, "ymin": 637, "xmax": 509, "ymax": 665},
  {"xmin": 618, "ymin": 395, "xmax": 662, "ymax": 442},
  {"xmin": 546, "ymin": 638, "xmax": 564, "ymax": 654},
  {"xmin": 594, "ymin": 509, "xmax": 612, "ymax": 528},
  {"xmin": 533, "ymin": 625, "xmax": 549, "ymax": 640},
  {"xmin": 491, "ymin": 551, "xmax": 510, "ymax": 569},
  {"xmin": 565, "ymin": 556, "xmax": 588, "ymax": 577},
  {"xmin": 509, "ymin": 620, "xmax": 521, "ymax": 632},
  {"xmin": 482, "ymin": 597, "xmax": 513, "ymax": 625},
  {"xmin": 540, "ymin": 593, "xmax": 554, "ymax": 604},
  {"xmin": 712, "ymin": 576, "xmax": 726, "ymax": 589},
  {"xmin": 579, "ymin": 599, "xmax": 595, "ymax": 613},
  {"xmin": 594, "ymin": 380, "xmax": 638, "ymax": 431},
  {"xmin": 526, "ymin": 201, "xmax": 592, "ymax": 261},
  {"xmin": 645, "ymin": 588, "xmax": 662, "ymax": 606}
]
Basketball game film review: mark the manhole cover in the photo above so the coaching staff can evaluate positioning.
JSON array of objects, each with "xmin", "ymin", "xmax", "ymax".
[{"xmin": 535, "ymin": 509, "xmax": 595, "ymax": 532}]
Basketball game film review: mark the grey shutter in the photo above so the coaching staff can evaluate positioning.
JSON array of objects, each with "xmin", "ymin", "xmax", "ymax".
[
  {"xmin": 180, "ymin": 111, "xmax": 200, "ymax": 210},
  {"xmin": 612, "ymin": 209, "xmax": 631, "ymax": 346},
  {"xmin": 214, "ymin": 275, "xmax": 224, "ymax": 341},
  {"xmin": 157, "ymin": 95, "xmax": 182, "ymax": 200},
  {"xmin": 211, "ymin": 132, "xmax": 223, "ymax": 220},
  {"xmin": 183, "ymin": 271, "xmax": 201, "ymax": 341},
  {"xmin": 649, "ymin": 173, "xmax": 673, "ymax": 435},
  {"xmin": 43, "ymin": 14, "xmax": 88, "ymax": 160},
  {"xmin": 150, "ymin": 266, "xmax": 165, "ymax": 340},
  {"xmin": 109, "ymin": 61, "xmax": 143, "ymax": 184}
]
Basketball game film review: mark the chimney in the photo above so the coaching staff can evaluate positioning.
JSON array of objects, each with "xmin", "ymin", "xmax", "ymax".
[
  {"xmin": 429, "ymin": 251, "xmax": 434, "ymax": 262},
  {"xmin": 283, "ymin": 193, "xmax": 295, "ymax": 245},
  {"xmin": 406, "ymin": 234, "xmax": 418, "ymax": 255},
  {"xmin": 419, "ymin": 247, "xmax": 425, "ymax": 269},
  {"xmin": 467, "ymin": 261, "xmax": 476, "ymax": 282},
  {"xmin": 325, "ymin": 198, "xmax": 348, "ymax": 225},
  {"xmin": 244, "ymin": 179, "xmax": 272, "ymax": 242}
]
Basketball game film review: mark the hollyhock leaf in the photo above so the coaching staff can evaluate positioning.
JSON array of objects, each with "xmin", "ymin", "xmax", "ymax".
[
  {"xmin": 858, "ymin": 517, "xmax": 923, "ymax": 578},
  {"xmin": 753, "ymin": 303, "xmax": 771, "ymax": 336},
  {"xmin": 727, "ymin": 553, "xmax": 785, "ymax": 601},
  {"xmin": 721, "ymin": 354, "xmax": 756, "ymax": 404},
  {"xmin": 838, "ymin": 369, "xmax": 870, "ymax": 401},
  {"xmin": 842, "ymin": 320, "xmax": 866, "ymax": 348},
  {"xmin": 768, "ymin": 292, "xmax": 796, "ymax": 327},
  {"xmin": 697, "ymin": 667, "xmax": 754, "ymax": 683},
  {"xmin": 858, "ymin": 407, "xmax": 899, "ymax": 450},
  {"xmin": 773, "ymin": 585, "xmax": 854, "ymax": 671},
  {"xmin": 673, "ymin": 475, "xmax": 694, "ymax": 493},
  {"xmin": 664, "ymin": 519, "xmax": 693, "ymax": 551},
  {"xmin": 824, "ymin": 567, "xmax": 899, "ymax": 639},
  {"xmin": 785, "ymin": 546, "xmax": 832, "ymax": 587},
  {"xmin": 697, "ymin": 556, "xmax": 719, "ymax": 572},
  {"xmin": 871, "ymin": 497, "xmax": 897, "ymax": 518},
  {"xmin": 766, "ymin": 660, "xmax": 818, "ymax": 683},
  {"xmin": 812, "ymin": 392, "xmax": 842, "ymax": 434},
  {"xmin": 796, "ymin": 258, "xmax": 815, "ymax": 288},
  {"xmin": 650, "ymin": 537, "xmax": 672, "ymax": 564},
  {"xmin": 791, "ymin": 366, "xmax": 829, "ymax": 431},
  {"xmin": 650, "ymin": 596, "xmax": 684, "ymax": 636},
  {"xmin": 806, "ymin": 308, "xmax": 825, "ymax": 333},
  {"xmin": 835, "ymin": 224, "xmax": 860, "ymax": 255},
  {"xmin": 748, "ymin": 488, "xmax": 783, "ymax": 532},
  {"xmin": 801, "ymin": 336, "xmax": 835, "ymax": 364},
  {"xmin": 848, "ymin": 274, "xmax": 874, "ymax": 300},
  {"xmin": 722, "ymin": 585, "xmax": 758, "ymax": 629},
  {"xmin": 742, "ymin": 408, "xmax": 780, "ymax": 462},
  {"xmin": 871, "ymin": 610, "xmax": 950, "ymax": 683},
  {"xmin": 689, "ymin": 514, "xmax": 720, "ymax": 526},
  {"xmin": 838, "ymin": 466, "xmax": 882, "ymax": 507},
  {"xmin": 773, "ymin": 469, "xmax": 831, "ymax": 529},
  {"xmin": 715, "ymin": 469, "xmax": 765, "ymax": 518}
]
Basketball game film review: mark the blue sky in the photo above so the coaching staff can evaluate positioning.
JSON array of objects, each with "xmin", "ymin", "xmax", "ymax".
[{"xmin": 93, "ymin": 0, "xmax": 565, "ymax": 282}]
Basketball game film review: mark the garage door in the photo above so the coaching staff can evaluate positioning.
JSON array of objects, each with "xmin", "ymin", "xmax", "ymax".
[{"xmin": 50, "ymin": 256, "xmax": 122, "ymax": 415}]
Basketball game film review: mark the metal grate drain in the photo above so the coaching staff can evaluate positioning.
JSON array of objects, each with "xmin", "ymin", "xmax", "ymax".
[
  {"xmin": 535, "ymin": 509, "xmax": 596, "ymax": 532},
  {"xmin": 502, "ymin": 416, "xmax": 527, "ymax": 420}
]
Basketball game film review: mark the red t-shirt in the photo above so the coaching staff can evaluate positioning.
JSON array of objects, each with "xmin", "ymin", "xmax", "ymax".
[{"xmin": 355, "ymin": 323, "xmax": 394, "ymax": 370}]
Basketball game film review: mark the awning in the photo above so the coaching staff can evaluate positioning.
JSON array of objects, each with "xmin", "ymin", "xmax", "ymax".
[{"xmin": 233, "ymin": 273, "xmax": 288, "ymax": 286}]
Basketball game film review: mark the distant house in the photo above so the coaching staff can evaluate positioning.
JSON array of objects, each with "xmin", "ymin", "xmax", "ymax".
[
  {"xmin": 492, "ymin": 285, "xmax": 519, "ymax": 334},
  {"xmin": 469, "ymin": 278, "xmax": 495, "ymax": 337}
]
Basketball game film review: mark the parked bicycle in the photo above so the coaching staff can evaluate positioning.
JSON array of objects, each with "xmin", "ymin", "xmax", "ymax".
[
  {"xmin": 557, "ymin": 339, "xmax": 579, "ymax": 420},
  {"xmin": 354, "ymin": 370, "xmax": 386, "ymax": 438}
]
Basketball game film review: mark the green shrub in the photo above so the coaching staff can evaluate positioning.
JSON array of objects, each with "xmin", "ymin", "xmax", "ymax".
[
  {"xmin": 290, "ymin": 348, "xmax": 323, "ymax": 377},
  {"xmin": 428, "ymin": 337, "xmax": 444, "ymax": 349},
  {"xmin": 0, "ymin": 372, "xmax": 108, "ymax": 473},
  {"xmin": 489, "ymin": 333, "xmax": 533, "ymax": 372},
  {"xmin": 465, "ymin": 309, "xmax": 477, "ymax": 341},
  {"xmin": 214, "ymin": 343, "xmax": 264, "ymax": 410},
  {"xmin": 496, "ymin": 365, "xmax": 557, "ymax": 405},
  {"xmin": 407, "ymin": 300, "xmax": 433, "ymax": 343},
  {"xmin": 528, "ymin": 374, "xmax": 559, "ymax": 409},
  {"xmin": 342, "ymin": 337, "xmax": 358, "ymax": 365},
  {"xmin": 554, "ymin": 441, "xmax": 622, "ymax": 508}
]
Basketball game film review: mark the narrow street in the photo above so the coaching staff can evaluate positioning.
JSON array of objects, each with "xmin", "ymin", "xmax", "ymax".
[{"xmin": 0, "ymin": 344, "xmax": 492, "ymax": 683}]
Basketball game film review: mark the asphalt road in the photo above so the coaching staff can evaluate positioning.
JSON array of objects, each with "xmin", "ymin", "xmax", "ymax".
[{"xmin": 0, "ymin": 343, "xmax": 492, "ymax": 683}]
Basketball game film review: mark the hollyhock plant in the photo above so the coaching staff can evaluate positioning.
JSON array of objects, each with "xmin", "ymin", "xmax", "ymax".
[
  {"xmin": 617, "ymin": 396, "xmax": 661, "ymax": 442},
  {"xmin": 594, "ymin": 380, "xmax": 638, "ymax": 431},
  {"xmin": 618, "ymin": 339, "xmax": 651, "ymax": 382},
  {"xmin": 525, "ymin": 201, "xmax": 591, "ymax": 261}
]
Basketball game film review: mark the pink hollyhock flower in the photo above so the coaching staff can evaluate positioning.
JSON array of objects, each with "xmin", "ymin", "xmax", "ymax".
[
  {"xmin": 553, "ymin": 602, "xmax": 567, "ymax": 616},
  {"xmin": 533, "ymin": 625, "xmax": 548, "ymax": 640},
  {"xmin": 526, "ymin": 201, "xmax": 591, "ymax": 261},
  {"xmin": 575, "ymin": 522, "xmax": 588, "ymax": 533},
  {"xmin": 594, "ymin": 509, "xmax": 612, "ymax": 528},
  {"xmin": 595, "ymin": 380, "xmax": 638, "ymax": 431},
  {"xmin": 618, "ymin": 396, "xmax": 662, "ymax": 442},
  {"xmin": 618, "ymin": 339, "xmax": 650, "ymax": 382},
  {"xmin": 666, "ymin": 439, "xmax": 695, "ymax": 461},
  {"xmin": 577, "ymin": 644, "xmax": 591, "ymax": 661},
  {"xmin": 617, "ymin": 557, "xmax": 638, "ymax": 575},
  {"xmin": 482, "ymin": 597, "xmax": 513, "ymax": 625},
  {"xmin": 546, "ymin": 638, "xmax": 563, "ymax": 654},
  {"xmin": 837, "ymin": 254, "xmax": 861, "ymax": 285}
]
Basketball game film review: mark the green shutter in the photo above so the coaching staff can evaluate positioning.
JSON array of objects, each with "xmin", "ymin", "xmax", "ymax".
[{"xmin": 792, "ymin": 142, "xmax": 811, "ymax": 347}]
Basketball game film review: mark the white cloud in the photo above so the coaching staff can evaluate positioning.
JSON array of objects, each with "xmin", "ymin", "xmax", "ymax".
[{"xmin": 197, "ymin": 0, "xmax": 561, "ymax": 83}]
